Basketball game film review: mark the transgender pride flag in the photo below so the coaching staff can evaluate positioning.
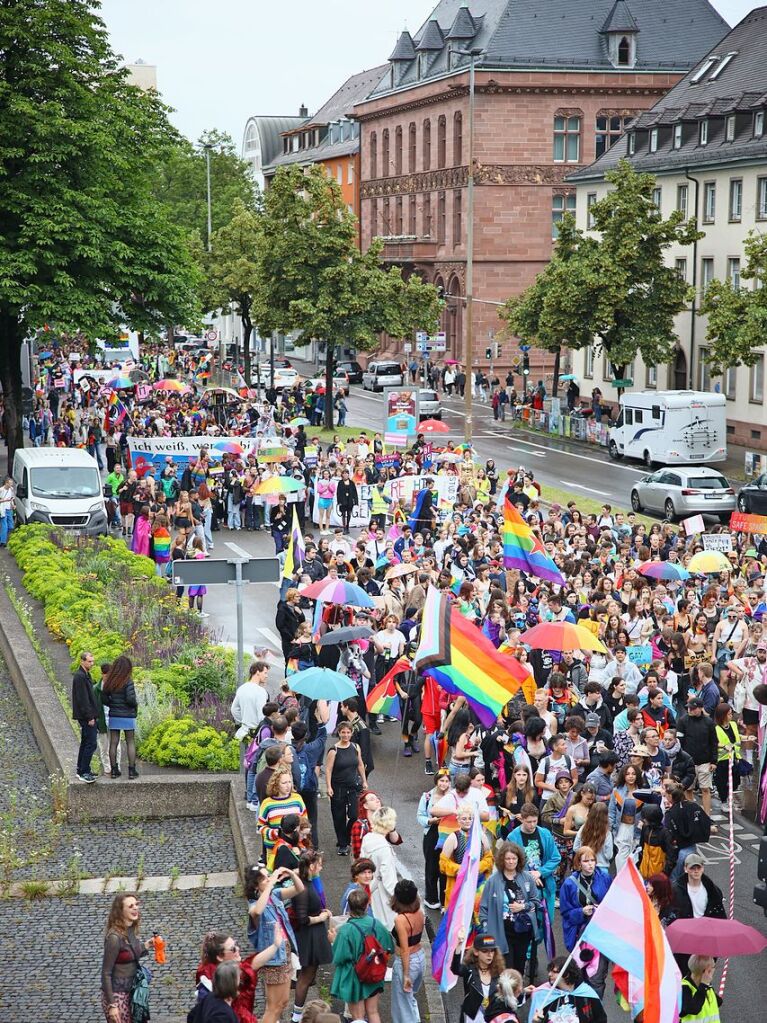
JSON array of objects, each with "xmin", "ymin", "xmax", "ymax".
[
  {"xmin": 579, "ymin": 858, "xmax": 681, "ymax": 1023},
  {"xmin": 430, "ymin": 813, "xmax": 482, "ymax": 991}
]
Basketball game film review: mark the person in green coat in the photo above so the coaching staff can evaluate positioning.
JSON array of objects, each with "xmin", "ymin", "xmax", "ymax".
[{"xmin": 330, "ymin": 888, "xmax": 393, "ymax": 1023}]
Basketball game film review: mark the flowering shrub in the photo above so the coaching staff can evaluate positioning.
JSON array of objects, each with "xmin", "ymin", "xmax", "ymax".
[
  {"xmin": 7, "ymin": 525, "xmax": 241, "ymax": 772},
  {"xmin": 137, "ymin": 717, "xmax": 239, "ymax": 772}
]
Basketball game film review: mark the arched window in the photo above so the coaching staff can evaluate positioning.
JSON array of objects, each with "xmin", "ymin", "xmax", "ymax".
[
  {"xmin": 370, "ymin": 132, "xmax": 378, "ymax": 179},
  {"xmin": 453, "ymin": 111, "xmax": 463, "ymax": 165},
  {"xmin": 395, "ymin": 125, "xmax": 403, "ymax": 175},
  {"xmin": 408, "ymin": 122, "xmax": 416, "ymax": 172},
  {"xmin": 618, "ymin": 37, "xmax": 630, "ymax": 65},
  {"xmin": 423, "ymin": 119, "xmax": 431, "ymax": 170},
  {"xmin": 382, "ymin": 129, "xmax": 390, "ymax": 177},
  {"xmin": 437, "ymin": 115, "xmax": 447, "ymax": 168}
]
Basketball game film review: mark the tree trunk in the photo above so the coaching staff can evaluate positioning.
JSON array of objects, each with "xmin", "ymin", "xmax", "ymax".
[
  {"xmin": 324, "ymin": 341, "xmax": 335, "ymax": 431},
  {"xmin": 0, "ymin": 313, "xmax": 24, "ymax": 476},
  {"xmin": 242, "ymin": 319, "xmax": 253, "ymax": 388},
  {"xmin": 552, "ymin": 345, "xmax": 561, "ymax": 398}
]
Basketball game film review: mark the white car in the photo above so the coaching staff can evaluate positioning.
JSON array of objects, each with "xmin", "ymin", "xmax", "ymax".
[
  {"xmin": 306, "ymin": 371, "xmax": 350, "ymax": 392},
  {"xmin": 257, "ymin": 366, "xmax": 300, "ymax": 390}
]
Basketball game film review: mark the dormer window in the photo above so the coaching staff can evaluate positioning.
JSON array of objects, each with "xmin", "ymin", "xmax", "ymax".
[
  {"xmin": 725, "ymin": 115, "xmax": 736, "ymax": 142},
  {"xmin": 628, "ymin": 132, "xmax": 636, "ymax": 155},
  {"xmin": 618, "ymin": 37, "xmax": 631, "ymax": 66},
  {"xmin": 756, "ymin": 111, "xmax": 765, "ymax": 138},
  {"xmin": 649, "ymin": 128, "xmax": 658, "ymax": 153},
  {"xmin": 673, "ymin": 124, "xmax": 682, "ymax": 149},
  {"xmin": 691, "ymin": 56, "xmax": 718, "ymax": 83},
  {"xmin": 709, "ymin": 52, "xmax": 737, "ymax": 80},
  {"xmin": 699, "ymin": 120, "xmax": 709, "ymax": 146}
]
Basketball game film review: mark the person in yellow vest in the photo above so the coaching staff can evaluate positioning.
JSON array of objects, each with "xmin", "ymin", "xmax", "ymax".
[
  {"xmin": 369, "ymin": 482, "xmax": 391, "ymax": 529},
  {"xmin": 713, "ymin": 703, "xmax": 742, "ymax": 805},
  {"xmin": 680, "ymin": 955, "xmax": 722, "ymax": 1023}
]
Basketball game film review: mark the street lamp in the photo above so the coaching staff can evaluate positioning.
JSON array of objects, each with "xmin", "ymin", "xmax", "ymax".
[
  {"xmin": 203, "ymin": 143, "xmax": 213, "ymax": 252},
  {"xmin": 454, "ymin": 47, "xmax": 482, "ymax": 443}
]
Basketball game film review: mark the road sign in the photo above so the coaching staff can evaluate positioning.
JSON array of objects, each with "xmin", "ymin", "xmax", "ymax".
[
  {"xmin": 172, "ymin": 543, "xmax": 280, "ymax": 686},
  {"xmin": 403, "ymin": 343, "xmax": 412, "ymax": 353},
  {"xmin": 611, "ymin": 378, "xmax": 633, "ymax": 388},
  {"xmin": 519, "ymin": 344, "xmax": 531, "ymax": 353},
  {"xmin": 205, "ymin": 329, "xmax": 219, "ymax": 342}
]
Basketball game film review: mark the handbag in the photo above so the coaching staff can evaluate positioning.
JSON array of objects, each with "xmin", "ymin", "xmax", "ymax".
[
  {"xmin": 511, "ymin": 911, "xmax": 533, "ymax": 933},
  {"xmin": 127, "ymin": 939, "xmax": 152, "ymax": 1023}
]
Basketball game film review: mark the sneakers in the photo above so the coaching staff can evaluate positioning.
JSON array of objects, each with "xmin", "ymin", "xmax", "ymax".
[
  {"xmin": 403, "ymin": 745, "xmax": 413, "ymax": 758},
  {"xmin": 377, "ymin": 714, "xmax": 385, "ymax": 724},
  {"xmin": 198, "ymin": 611, "xmax": 210, "ymax": 618},
  {"xmin": 76, "ymin": 772, "xmax": 96, "ymax": 784},
  {"xmin": 246, "ymin": 802, "xmax": 259, "ymax": 812},
  {"xmin": 424, "ymin": 900, "xmax": 441, "ymax": 910},
  {"xmin": 424, "ymin": 758, "xmax": 435, "ymax": 775},
  {"xmin": 337, "ymin": 846, "xmax": 350, "ymax": 856},
  {"xmin": 411, "ymin": 740, "xmax": 420, "ymax": 753}
]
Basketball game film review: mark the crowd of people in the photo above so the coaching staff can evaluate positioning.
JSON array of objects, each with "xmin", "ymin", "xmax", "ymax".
[{"xmin": 13, "ymin": 340, "xmax": 765, "ymax": 1023}]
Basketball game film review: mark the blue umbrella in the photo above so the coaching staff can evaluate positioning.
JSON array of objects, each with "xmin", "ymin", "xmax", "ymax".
[
  {"xmin": 288, "ymin": 667, "xmax": 357, "ymax": 702},
  {"xmin": 559, "ymin": 373, "xmax": 577, "ymax": 381}
]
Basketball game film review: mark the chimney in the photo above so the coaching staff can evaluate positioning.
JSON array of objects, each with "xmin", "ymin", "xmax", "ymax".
[{"xmin": 299, "ymin": 104, "xmax": 308, "ymax": 118}]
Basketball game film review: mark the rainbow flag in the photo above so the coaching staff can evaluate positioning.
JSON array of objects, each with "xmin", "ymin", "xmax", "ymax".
[
  {"xmin": 366, "ymin": 656, "xmax": 410, "ymax": 717},
  {"xmin": 431, "ymin": 813, "xmax": 482, "ymax": 991},
  {"xmin": 152, "ymin": 528, "xmax": 172, "ymax": 563},
  {"xmin": 414, "ymin": 587, "xmax": 527, "ymax": 727},
  {"xmin": 580, "ymin": 858, "xmax": 681, "ymax": 1023},
  {"xmin": 503, "ymin": 494, "xmax": 566, "ymax": 586}
]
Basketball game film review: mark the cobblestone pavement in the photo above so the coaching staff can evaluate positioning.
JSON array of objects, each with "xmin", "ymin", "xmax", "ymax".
[{"xmin": 0, "ymin": 662, "xmax": 236, "ymax": 883}]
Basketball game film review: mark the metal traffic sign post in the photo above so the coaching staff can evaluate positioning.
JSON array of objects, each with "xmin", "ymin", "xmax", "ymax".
[{"xmin": 172, "ymin": 542, "xmax": 280, "ymax": 688}]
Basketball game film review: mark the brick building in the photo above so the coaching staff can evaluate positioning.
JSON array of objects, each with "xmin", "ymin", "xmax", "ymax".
[{"xmin": 353, "ymin": 0, "xmax": 729, "ymax": 382}]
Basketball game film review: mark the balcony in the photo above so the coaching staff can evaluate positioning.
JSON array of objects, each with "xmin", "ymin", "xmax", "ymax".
[{"xmin": 378, "ymin": 235, "xmax": 438, "ymax": 264}]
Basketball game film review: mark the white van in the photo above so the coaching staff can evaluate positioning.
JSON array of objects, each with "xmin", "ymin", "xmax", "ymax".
[
  {"xmin": 12, "ymin": 448, "xmax": 108, "ymax": 535},
  {"xmin": 608, "ymin": 390, "xmax": 727, "ymax": 466}
]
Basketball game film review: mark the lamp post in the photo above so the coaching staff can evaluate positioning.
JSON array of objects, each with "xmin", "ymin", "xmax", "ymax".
[
  {"xmin": 204, "ymin": 144, "xmax": 213, "ymax": 252},
  {"xmin": 455, "ymin": 48, "xmax": 482, "ymax": 443}
]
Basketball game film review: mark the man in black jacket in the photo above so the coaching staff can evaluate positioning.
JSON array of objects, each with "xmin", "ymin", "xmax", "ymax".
[
  {"xmin": 71, "ymin": 651, "xmax": 99, "ymax": 783},
  {"xmin": 672, "ymin": 854, "xmax": 726, "ymax": 920},
  {"xmin": 676, "ymin": 698, "xmax": 717, "ymax": 815}
]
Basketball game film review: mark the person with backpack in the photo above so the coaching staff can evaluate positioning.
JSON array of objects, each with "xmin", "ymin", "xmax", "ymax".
[
  {"xmin": 636, "ymin": 804, "xmax": 677, "ymax": 880},
  {"xmin": 558, "ymin": 846, "xmax": 612, "ymax": 997},
  {"xmin": 330, "ymin": 888, "xmax": 393, "ymax": 1023},
  {"xmin": 534, "ymin": 735, "xmax": 579, "ymax": 801},
  {"xmin": 663, "ymin": 783, "xmax": 711, "ymax": 881}
]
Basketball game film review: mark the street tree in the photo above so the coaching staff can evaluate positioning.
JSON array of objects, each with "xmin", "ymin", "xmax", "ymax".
[
  {"xmin": 501, "ymin": 160, "xmax": 702, "ymax": 391},
  {"xmin": 700, "ymin": 231, "xmax": 767, "ymax": 376},
  {"xmin": 207, "ymin": 198, "xmax": 261, "ymax": 385},
  {"xmin": 253, "ymin": 165, "xmax": 441, "ymax": 428},
  {"xmin": 0, "ymin": 0, "xmax": 200, "ymax": 468}
]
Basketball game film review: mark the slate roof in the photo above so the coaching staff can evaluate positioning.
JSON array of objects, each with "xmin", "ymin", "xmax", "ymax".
[
  {"xmin": 390, "ymin": 31, "xmax": 417, "ymax": 62},
  {"xmin": 447, "ymin": 4, "xmax": 478, "ymax": 40},
  {"xmin": 243, "ymin": 116, "xmax": 304, "ymax": 166},
  {"xmin": 365, "ymin": 0, "xmax": 729, "ymax": 98},
  {"xmin": 569, "ymin": 6, "xmax": 767, "ymax": 182}
]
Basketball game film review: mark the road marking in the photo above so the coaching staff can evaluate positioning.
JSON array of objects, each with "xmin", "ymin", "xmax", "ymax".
[
  {"xmin": 353, "ymin": 392, "xmax": 384, "ymax": 403},
  {"xmin": 561, "ymin": 480, "xmax": 609, "ymax": 497},
  {"xmin": 506, "ymin": 438, "xmax": 548, "ymax": 453}
]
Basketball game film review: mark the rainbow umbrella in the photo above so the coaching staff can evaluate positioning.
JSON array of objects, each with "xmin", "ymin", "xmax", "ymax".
[
  {"xmin": 300, "ymin": 578, "xmax": 375, "ymax": 608},
  {"xmin": 257, "ymin": 446, "xmax": 292, "ymax": 463},
  {"xmin": 107, "ymin": 375, "xmax": 135, "ymax": 389},
  {"xmin": 521, "ymin": 621, "xmax": 607, "ymax": 653},
  {"xmin": 214, "ymin": 440, "xmax": 245, "ymax": 456},
  {"xmin": 289, "ymin": 417, "xmax": 311, "ymax": 427},
  {"xmin": 419, "ymin": 419, "xmax": 450, "ymax": 434},
  {"xmin": 637, "ymin": 561, "xmax": 690, "ymax": 581},
  {"xmin": 254, "ymin": 476, "xmax": 305, "ymax": 495},
  {"xmin": 688, "ymin": 550, "xmax": 731, "ymax": 574},
  {"xmin": 154, "ymin": 378, "xmax": 191, "ymax": 393}
]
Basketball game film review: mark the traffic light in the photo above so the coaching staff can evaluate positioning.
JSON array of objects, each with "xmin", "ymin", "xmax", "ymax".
[
  {"xmin": 485, "ymin": 346, "xmax": 492, "ymax": 360},
  {"xmin": 755, "ymin": 835, "xmax": 767, "ymax": 915},
  {"xmin": 522, "ymin": 352, "xmax": 530, "ymax": 376},
  {"xmin": 493, "ymin": 342, "xmax": 501, "ymax": 359}
]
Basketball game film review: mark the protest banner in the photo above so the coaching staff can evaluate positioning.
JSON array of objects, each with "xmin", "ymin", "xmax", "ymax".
[
  {"xmin": 127, "ymin": 435, "xmax": 256, "ymax": 472},
  {"xmin": 729, "ymin": 511, "xmax": 767, "ymax": 533},
  {"xmin": 681, "ymin": 514, "xmax": 705, "ymax": 536},
  {"xmin": 627, "ymin": 645, "xmax": 653, "ymax": 666},
  {"xmin": 701, "ymin": 533, "xmax": 733, "ymax": 553}
]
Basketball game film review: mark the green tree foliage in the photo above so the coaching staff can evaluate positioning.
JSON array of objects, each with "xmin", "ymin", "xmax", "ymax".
[
  {"xmin": 501, "ymin": 160, "xmax": 701, "ymax": 385},
  {"xmin": 253, "ymin": 165, "xmax": 441, "ymax": 427},
  {"xmin": 700, "ymin": 231, "xmax": 767, "ymax": 376},
  {"xmin": 0, "ymin": 0, "xmax": 201, "ymax": 467},
  {"xmin": 207, "ymin": 198, "xmax": 261, "ymax": 384}
]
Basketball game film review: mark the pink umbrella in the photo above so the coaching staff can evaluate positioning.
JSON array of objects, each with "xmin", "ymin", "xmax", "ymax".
[
  {"xmin": 666, "ymin": 918, "xmax": 767, "ymax": 957},
  {"xmin": 419, "ymin": 419, "xmax": 449, "ymax": 433},
  {"xmin": 444, "ymin": 359, "xmax": 459, "ymax": 365}
]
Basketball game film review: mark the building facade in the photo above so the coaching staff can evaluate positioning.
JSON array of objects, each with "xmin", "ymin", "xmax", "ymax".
[
  {"xmin": 241, "ymin": 112, "xmax": 307, "ymax": 192},
  {"xmin": 569, "ymin": 6, "xmax": 767, "ymax": 448},
  {"xmin": 353, "ymin": 0, "xmax": 729, "ymax": 380}
]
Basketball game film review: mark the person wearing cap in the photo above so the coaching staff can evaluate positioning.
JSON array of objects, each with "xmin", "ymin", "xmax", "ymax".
[
  {"xmin": 676, "ymin": 699, "xmax": 717, "ymax": 816},
  {"xmin": 450, "ymin": 932, "xmax": 504, "ymax": 1023},
  {"xmin": 672, "ymin": 854, "xmax": 725, "ymax": 923}
]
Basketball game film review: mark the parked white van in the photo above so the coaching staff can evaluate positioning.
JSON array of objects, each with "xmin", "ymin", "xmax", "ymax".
[
  {"xmin": 12, "ymin": 448, "xmax": 108, "ymax": 535},
  {"xmin": 608, "ymin": 390, "xmax": 727, "ymax": 466}
]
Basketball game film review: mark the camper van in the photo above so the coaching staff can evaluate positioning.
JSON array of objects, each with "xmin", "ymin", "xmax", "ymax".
[
  {"xmin": 12, "ymin": 448, "xmax": 108, "ymax": 535},
  {"xmin": 608, "ymin": 390, "xmax": 727, "ymax": 466}
]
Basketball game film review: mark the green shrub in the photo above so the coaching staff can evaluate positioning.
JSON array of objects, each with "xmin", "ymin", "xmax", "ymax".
[{"xmin": 137, "ymin": 717, "xmax": 239, "ymax": 772}]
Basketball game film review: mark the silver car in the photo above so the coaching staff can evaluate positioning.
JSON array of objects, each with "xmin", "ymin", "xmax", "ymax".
[
  {"xmin": 630, "ymin": 466, "xmax": 735, "ymax": 521},
  {"xmin": 419, "ymin": 389, "xmax": 441, "ymax": 419}
]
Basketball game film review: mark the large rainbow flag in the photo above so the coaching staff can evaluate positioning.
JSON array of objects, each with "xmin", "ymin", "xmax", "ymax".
[
  {"xmin": 503, "ymin": 494, "xmax": 566, "ymax": 586},
  {"xmin": 414, "ymin": 587, "xmax": 527, "ymax": 727},
  {"xmin": 365, "ymin": 656, "xmax": 410, "ymax": 718},
  {"xmin": 431, "ymin": 813, "xmax": 482, "ymax": 991},
  {"xmin": 580, "ymin": 858, "xmax": 681, "ymax": 1023}
]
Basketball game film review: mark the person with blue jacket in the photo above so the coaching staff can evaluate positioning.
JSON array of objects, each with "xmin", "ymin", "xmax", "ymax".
[
  {"xmin": 559, "ymin": 846, "xmax": 612, "ymax": 997},
  {"xmin": 507, "ymin": 803, "xmax": 561, "ymax": 930}
]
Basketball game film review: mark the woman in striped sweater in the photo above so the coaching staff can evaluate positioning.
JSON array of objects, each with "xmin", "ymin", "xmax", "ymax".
[{"xmin": 257, "ymin": 768, "xmax": 307, "ymax": 868}]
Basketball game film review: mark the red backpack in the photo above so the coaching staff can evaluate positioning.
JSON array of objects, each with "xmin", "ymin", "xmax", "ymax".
[{"xmin": 352, "ymin": 920, "xmax": 388, "ymax": 984}]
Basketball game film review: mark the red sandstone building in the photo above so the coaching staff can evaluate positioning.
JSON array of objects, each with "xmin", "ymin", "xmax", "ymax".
[{"xmin": 353, "ymin": 0, "xmax": 729, "ymax": 380}]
